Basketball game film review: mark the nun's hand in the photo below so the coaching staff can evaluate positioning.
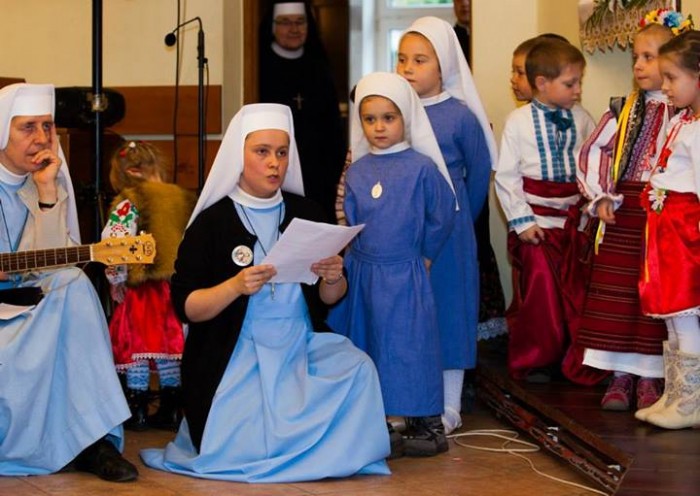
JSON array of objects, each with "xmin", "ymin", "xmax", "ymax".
[
  {"xmin": 32, "ymin": 125, "xmax": 61, "ymax": 204},
  {"xmin": 311, "ymin": 255, "xmax": 343, "ymax": 284},
  {"xmin": 32, "ymin": 125, "xmax": 61, "ymax": 179},
  {"xmin": 313, "ymin": 255, "xmax": 347, "ymax": 305},
  {"xmin": 232, "ymin": 264, "xmax": 277, "ymax": 295}
]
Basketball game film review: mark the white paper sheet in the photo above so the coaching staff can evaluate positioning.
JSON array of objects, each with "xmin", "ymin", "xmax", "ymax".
[
  {"xmin": 261, "ymin": 218, "xmax": 364, "ymax": 284},
  {"xmin": 0, "ymin": 303, "xmax": 34, "ymax": 320}
]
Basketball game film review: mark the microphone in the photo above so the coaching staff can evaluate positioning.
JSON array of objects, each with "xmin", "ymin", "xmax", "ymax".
[{"xmin": 164, "ymin": 17, "xmax": 203, "ymax": 47}]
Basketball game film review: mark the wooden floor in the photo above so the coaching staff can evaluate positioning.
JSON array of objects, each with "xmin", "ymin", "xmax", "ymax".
[
  {"xmin": 5, "ymin": 343, "xmax": 698, "ymax": 495},
  {"xmin": 2, "ymin": 404, "xmax": 599, "ymax": 495},
  {"xmin": 477, "ymin": 347, "xmax": 700, "ymax": 496}
]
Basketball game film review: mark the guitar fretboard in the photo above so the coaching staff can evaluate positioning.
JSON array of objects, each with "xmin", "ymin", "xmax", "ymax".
[{"xmin": 0, "ymin": 246, "xmax": 92, "ymax": 273}]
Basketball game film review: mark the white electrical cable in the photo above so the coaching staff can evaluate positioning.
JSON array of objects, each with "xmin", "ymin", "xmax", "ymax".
[{"xmin": 449, "ymin": 429, "xmax": 610, "ymax": 495}]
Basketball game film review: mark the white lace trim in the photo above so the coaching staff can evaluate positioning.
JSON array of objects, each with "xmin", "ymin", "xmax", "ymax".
[
  {"xmin": 477, "ymin": 317, "xmax": 508, "ymax": 341},
  {"xmin": 647, "ymin": 307, "xmax": 700, "ymax": 319},
  {"xmin": 115, "ymin": 353, "xmax": 182, "ymax": 371}
]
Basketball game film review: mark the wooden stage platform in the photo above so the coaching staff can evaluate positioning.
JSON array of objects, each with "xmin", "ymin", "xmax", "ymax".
[{"xmin": 476, "ymin": 350, "xmax": 700, "ymax": 495}]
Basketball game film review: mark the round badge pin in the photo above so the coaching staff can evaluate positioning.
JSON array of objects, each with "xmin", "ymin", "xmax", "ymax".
[{"xmin": 232, "ymin": 245, "xmax": 253, "ymax": 266}]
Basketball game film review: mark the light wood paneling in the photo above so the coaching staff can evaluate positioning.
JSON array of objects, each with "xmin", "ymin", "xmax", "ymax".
[{"xmin": 108, "ymin": 85, "xmax": 222, "ymax": 136}]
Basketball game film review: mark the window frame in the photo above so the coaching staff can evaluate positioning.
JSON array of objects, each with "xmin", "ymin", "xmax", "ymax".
[{"xmin": 375, "ymin": 0, "xmax": 453, "ymax": 72}]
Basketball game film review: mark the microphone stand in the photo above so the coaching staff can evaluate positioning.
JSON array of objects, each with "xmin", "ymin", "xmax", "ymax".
[
  {"xmin": 92, "ymin": 0, "xmax": 105, "ymax": 242},
  {"xmin": 91, "ymin": 0, "xmax": 108, "ymax": 306},
  {"xmin": 166, "ymin": 17, "xmax": 207, "ymax": 192},
  {"xmin": 197, "ymin": 25, "xmax": 205, "ymax": 192}
]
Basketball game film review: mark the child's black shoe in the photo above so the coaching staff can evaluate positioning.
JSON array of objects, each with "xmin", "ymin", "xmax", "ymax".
[
  {"xmin": 387, "ymin": 422, "xmax": 405, "ymax": 459},
  {"xmin": 402, "ymin": 415, "xmax": 448, "ymax": 457}
]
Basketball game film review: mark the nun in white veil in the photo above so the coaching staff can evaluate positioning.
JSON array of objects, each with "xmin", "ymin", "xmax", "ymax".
[
  {"xmin": 140, "ymin": 103, "xmax": 390, "ymax": 482},
  {"xmin": 328, "ymin": 73, "xmax": 456, "ymax": 457},
  {"xmin": 0, "ymin": 83, "xmax": 135, "ymax": 481},
  {"xmin": 399, "ymin": 16, "xmax": 503, "ymax": 435}
]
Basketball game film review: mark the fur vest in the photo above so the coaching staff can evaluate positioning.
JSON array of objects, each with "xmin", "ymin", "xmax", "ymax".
[{"xmin": 111, "ymin": 182, "xmax": 197, "ymax": 286}]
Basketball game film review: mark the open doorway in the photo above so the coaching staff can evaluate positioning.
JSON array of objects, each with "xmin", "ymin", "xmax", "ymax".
[{"xmin": 243, "ymin": 0, "xmax": 349, "ymax": 110}]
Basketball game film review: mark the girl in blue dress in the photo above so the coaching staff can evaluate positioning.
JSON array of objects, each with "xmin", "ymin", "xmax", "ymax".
[
  {"xmin": 397, "ymin": 16, "xmax": 498, "ymax": 434},
  {"xmin": 328, "ymin": 72, "xmax": 456, "ymax": 456},
  {"xmin": 140, "ymin": 103, "xmax": 390, "ymax": 482}
]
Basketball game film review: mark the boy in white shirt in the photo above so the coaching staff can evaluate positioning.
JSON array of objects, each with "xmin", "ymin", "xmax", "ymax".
[{"xmin": 495, "ymin": 39, "xmax": 595, "ymax": 382}]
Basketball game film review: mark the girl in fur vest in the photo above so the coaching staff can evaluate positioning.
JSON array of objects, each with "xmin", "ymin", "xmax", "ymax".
[{"xmin": 102, "ymin": 140, "xmax": 197, "ymax": 431}]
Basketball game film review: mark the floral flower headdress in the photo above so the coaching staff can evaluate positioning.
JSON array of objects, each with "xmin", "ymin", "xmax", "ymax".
[{"xmin": 639, "ymin": 9, "xmax": 694, "ymax": 36}]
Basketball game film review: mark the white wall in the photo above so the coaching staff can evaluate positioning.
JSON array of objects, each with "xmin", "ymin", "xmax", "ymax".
[
  {"xmin": 0, "ymin": 0, "xmax": 244, "ymax": 126},
  {"xmin": 472, "ymin": 0, "xmax": 538, "ymax": 303},
  {"xmin": 0, "ymin": 0, "xmax": 225, "ymax": 86}
]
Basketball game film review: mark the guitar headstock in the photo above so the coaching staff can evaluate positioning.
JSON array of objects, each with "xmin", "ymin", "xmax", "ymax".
[{"xmin": 93, "ymin": 233, "xmax": 157, "ymax": 266}]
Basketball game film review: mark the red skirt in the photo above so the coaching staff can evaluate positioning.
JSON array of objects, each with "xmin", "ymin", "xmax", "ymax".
[
  {"xmin": 109, "ymin": 280, "xmax": 184, "ymax": 369},
  {"xmin": 639, "ymin": 189, "xmax": 700, "ymax": 317},
  {"xmin": 507, "ymin": 178, "xmax": 593, "ymax": 380},
  {"xmin": 577, "ymin": 182, "xmax": 667, "ymax": 356}
]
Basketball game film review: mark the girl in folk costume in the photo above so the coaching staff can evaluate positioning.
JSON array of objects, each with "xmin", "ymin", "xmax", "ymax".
[
  {"xmin": 635, "ymin": 30, "xmax": 700, "ymax": 429},
  {"xmin": 396, "ymin": 17, "xmax": 500, "ymax": 434},
  {"xmin": 328, "ymin": 72, "xmax": 457, "ymax": 456},
  {"xmin": 574, "ymin": 11, "xmax": 692, "ymax": 410},
  {"xmin": 103, "ymin": 140, "xmax": 196, "ymax": 431},
  {"xmin": 141, "ymin": 103, "xmax": 391, "ymax": 481}
]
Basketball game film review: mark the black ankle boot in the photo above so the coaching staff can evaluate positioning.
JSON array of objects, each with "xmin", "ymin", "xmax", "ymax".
[
  {"xmin": 73, "ymin": 437, "xmax": 138, "ymax": 482},
  {"xmin": 125, "ymin": 389, "xmax": 150, "ymax": 431},
  {"xmin": 147, "ymin": 386, "xmax": 182, "ymax": 431}
]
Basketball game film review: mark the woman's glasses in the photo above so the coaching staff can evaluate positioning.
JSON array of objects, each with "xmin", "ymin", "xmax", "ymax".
[{"xmin": 274, "ymin": 18, "xmax": 307, "ymax": 29}]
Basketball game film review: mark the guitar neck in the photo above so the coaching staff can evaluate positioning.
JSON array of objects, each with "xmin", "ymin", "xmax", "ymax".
[{"xmin": 0, "ymin": 245, "xmax": 93, "ymax": 273}]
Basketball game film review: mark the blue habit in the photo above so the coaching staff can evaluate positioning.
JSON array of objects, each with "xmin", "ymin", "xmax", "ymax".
[
  {"xmin": 425, "ymin": 97, "xmax": 491, "ymax": 369},
  {"xmin": 141, "ymin": 203, "xmax": 390, "ymax": 482},
  {"xmin": 0, "ymin": 175, "xmax": 128, "ymax": 475},
  {"xmin": 328, "ymin": 148, "xmax": 456, "ymax": 416}
]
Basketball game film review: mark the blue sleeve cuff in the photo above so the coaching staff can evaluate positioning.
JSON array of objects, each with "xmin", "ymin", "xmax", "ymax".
[{"xmin": 508, "ymin": 215, "xmax": 535, "ymax": 229}]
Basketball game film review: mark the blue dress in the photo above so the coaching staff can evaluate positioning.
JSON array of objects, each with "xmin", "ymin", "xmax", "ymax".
[
  {"xmin": 328, "ymin": 148, "xmax": 456, "ymax": 416},
  {"xmin": 0, "ymin": 177, "xmax": 128, "ymax": 475},
  {"xmin": 425, "ymin": 97, "xmax": 491, "ymax": 370},
  {"xmin": 141, "ymin": 203, "xmax": 390, "ymax": 482}
]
